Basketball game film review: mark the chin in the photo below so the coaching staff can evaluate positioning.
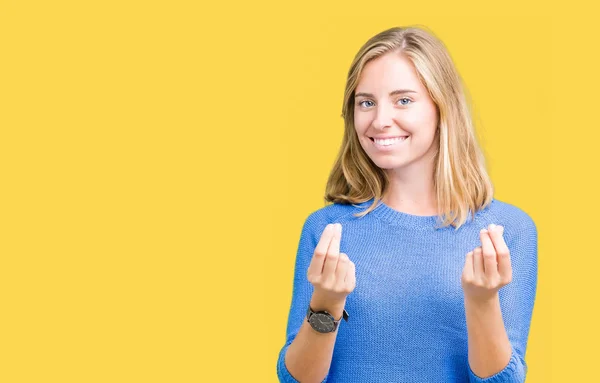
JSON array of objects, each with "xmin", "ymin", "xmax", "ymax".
[{"xmin": 371, "ymin": 158, "xmax": 408, "ymax": 170}]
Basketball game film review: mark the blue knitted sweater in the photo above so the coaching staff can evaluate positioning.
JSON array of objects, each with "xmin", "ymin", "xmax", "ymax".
[{"xmin": 277, "ymin": 197, "xmax": 537, "ymax": 382}]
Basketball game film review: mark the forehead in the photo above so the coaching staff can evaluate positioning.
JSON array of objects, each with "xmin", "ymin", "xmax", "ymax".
[{"xmin": 356, "ymin": 52, "xmax": 424, "ymax": 94}]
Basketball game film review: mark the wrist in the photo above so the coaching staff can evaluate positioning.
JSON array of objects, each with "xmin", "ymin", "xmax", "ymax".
[
  {"xmin": 310, "ymin": 294, "xmax": 346, "ymax": 320},
  {"xmin": 465, "ymin": 293, "xmax": 500, "ymax": 310}
]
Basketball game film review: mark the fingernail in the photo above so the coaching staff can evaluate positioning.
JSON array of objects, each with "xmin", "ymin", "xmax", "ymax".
[
  {"xmin": 489, "ymin": 223, "xmax": 496, "ymax": 231},
  {"xmin": 480, "ymin": 228, "xmax": 487, "ymax": 234}
]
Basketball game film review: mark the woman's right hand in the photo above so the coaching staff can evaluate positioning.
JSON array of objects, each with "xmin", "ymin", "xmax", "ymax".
[{"xmin": 306, "ymin": 223, "xmax": 356, "ymax": 309}]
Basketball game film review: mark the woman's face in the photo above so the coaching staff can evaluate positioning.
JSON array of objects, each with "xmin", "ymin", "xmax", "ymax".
[{"xmin": 353, "ymin": 51, "xmax": 439, "ymax": 172}]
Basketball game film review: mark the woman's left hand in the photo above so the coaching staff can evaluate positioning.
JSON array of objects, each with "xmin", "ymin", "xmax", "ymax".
[{"xmin": 461, "ymin": 224, "xmax": 513, "ymax": 303}]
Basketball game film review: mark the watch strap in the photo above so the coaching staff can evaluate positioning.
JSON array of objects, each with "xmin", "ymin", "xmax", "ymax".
[{"xmin": 306, "ymin": 305, "xmax": 350, "ymax": 324}]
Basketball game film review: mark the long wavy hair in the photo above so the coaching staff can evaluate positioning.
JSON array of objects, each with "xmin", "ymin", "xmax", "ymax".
[{"xmin": 324, "ymin": 25, "xmax": 494, "ymax": 230}]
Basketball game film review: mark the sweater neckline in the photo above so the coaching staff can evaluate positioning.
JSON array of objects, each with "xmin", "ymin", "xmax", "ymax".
[{"xmin": 357, "ymin": 197, "xmax": 495, "ymax": 229}]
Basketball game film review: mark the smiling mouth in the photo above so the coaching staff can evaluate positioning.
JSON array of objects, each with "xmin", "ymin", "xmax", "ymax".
[{"xmin": 369, "ymin": 136, "xmax": 410, "ymax": 146}]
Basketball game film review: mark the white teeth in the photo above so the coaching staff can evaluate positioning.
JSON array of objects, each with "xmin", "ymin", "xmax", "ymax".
[{"xmin": 373, "ymin": 136, "xmax": 408, "ymax": 146}]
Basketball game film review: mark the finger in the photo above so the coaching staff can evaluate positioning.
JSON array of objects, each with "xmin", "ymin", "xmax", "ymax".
[
  {"xmin": 307, "ymin": 224, "xmax": 335, "ymax": 276},
  {"xmin": 463, "ymin": 251, "xmax": 474, "ymax": 280},
  {"xmin": 473, "ymin": 247, "xmax": 484, "ymax": 278},
  {"xmin": 322, "ymin": 224, "xmax": 341, "ymax": 277},
  {"xmin": 335, "ymin": 253, "xmax": 349, "ymax": 282},
  {"xmin": 488, "ymin": 225, "xmax": 512, "ymax": 281},
  {"xmin": 327, "ymin": 223, "xmax": 341, "ymax": 257},
  {"xmin": 345, "ymin": 261, "xmax": 356, "ymax": 289},
  {"xmin": 480, "ymin": 228, "xmax": 499, "ymax": 279}
]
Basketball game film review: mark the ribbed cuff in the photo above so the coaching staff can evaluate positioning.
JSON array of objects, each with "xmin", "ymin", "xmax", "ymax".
[
  {"xmin": 468, "ymin": 347, "xmax": 526, "ymax": 383},
  {"xmin": 277, "ymin": 344, "xmax": 329, "ymax": 383}
]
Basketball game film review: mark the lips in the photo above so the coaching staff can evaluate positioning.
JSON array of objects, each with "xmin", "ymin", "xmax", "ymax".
[
  {"xmin": 370, "ymin": 136, "xmax": 409, "ymax": 144},
  {"xmin": 369, "ymin": 135, "xmax": 410, "ymax": 151},
  {"xmin": 369, "ymin": 136, "xmax": 409, "ymax": 140}
]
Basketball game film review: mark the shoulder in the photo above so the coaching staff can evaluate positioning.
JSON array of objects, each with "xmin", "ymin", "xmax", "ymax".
[
  {"xmin": 305, "ymin": 201, "xmax": 364, "ymax": 225},
  {"xmin": 485, "ymin": 198, "xmax": 538, "ymax": 251},
  {"xmin": 301, "ymin": 201, "xmax": 366, "ymax": 234},
  {"xmin": 487, "ymin": 198, "xmax": 537, "ymax": 233}
]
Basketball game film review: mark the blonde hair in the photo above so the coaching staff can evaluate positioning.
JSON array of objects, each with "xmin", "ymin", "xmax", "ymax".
[{"xmin": 324, "ymin": 25, "xmax": 494, "ymax": 230}]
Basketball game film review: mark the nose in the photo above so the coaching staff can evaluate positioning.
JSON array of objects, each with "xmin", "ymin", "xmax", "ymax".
[{"xmin": 372, "ymin": 102, "xmax": 395, "ymax": 130}]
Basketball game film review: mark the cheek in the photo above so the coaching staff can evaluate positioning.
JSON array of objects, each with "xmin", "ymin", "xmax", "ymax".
[
  {"xmin": 353, "ymin": 113, "xmax": 369, "ymax": 131},
  {"xmin": 352, "ymin": 118, "xmax": 370, "ymax": 144},
  {"xmin": 404, "ymin": 107, "xmax": 438, "ymax": 132}
]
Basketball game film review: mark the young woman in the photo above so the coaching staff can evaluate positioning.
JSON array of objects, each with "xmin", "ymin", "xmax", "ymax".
[{"xmin": 276, "ymin": 25, "xmax": 537, "ymax": 383}]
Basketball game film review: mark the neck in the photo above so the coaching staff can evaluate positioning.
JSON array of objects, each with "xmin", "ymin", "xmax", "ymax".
[{"xmin": 383, "ymin": 168, "xmax": 437, "ymax": 216}]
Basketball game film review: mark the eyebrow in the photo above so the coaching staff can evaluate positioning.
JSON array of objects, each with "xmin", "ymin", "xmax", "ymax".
[{"xmin": 355, "ymin": 89, "xmax": 418, "ymax": 98}]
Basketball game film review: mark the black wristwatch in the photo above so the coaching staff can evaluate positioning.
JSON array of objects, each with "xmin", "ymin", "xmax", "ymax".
[{"xmin": 306, "ymin": 305, "xmax": 349, "ymax": 333}]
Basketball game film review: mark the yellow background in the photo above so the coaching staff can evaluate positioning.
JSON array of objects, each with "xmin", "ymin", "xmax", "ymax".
[{"xmin": 0, "ymin": 0, "xmax": 596, "ymax": 381}]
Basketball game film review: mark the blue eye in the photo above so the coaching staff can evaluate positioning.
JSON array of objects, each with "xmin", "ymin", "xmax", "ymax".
[{"xmin": 357, "ymin": 98, "xmax": 412, "ymax": 108}]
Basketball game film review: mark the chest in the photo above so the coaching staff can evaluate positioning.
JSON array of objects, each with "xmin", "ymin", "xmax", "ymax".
[{"xmin": 339, "ymin": 225, "xmax": 479, "ymax": 322}]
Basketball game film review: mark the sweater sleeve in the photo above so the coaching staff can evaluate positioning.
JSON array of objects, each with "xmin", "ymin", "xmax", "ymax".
[
  {"xmin": 276, "ymin": 213, "xmax": 330, "ymax": 383},
  {"xmin": 468, "ymin": 214, "xmax": 538, "ymax": 383}
]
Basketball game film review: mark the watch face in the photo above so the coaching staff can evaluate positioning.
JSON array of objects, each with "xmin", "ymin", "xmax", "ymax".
[{"xmin": 309, "ymin": 312, "xmax": 335, "ymax": 333}]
